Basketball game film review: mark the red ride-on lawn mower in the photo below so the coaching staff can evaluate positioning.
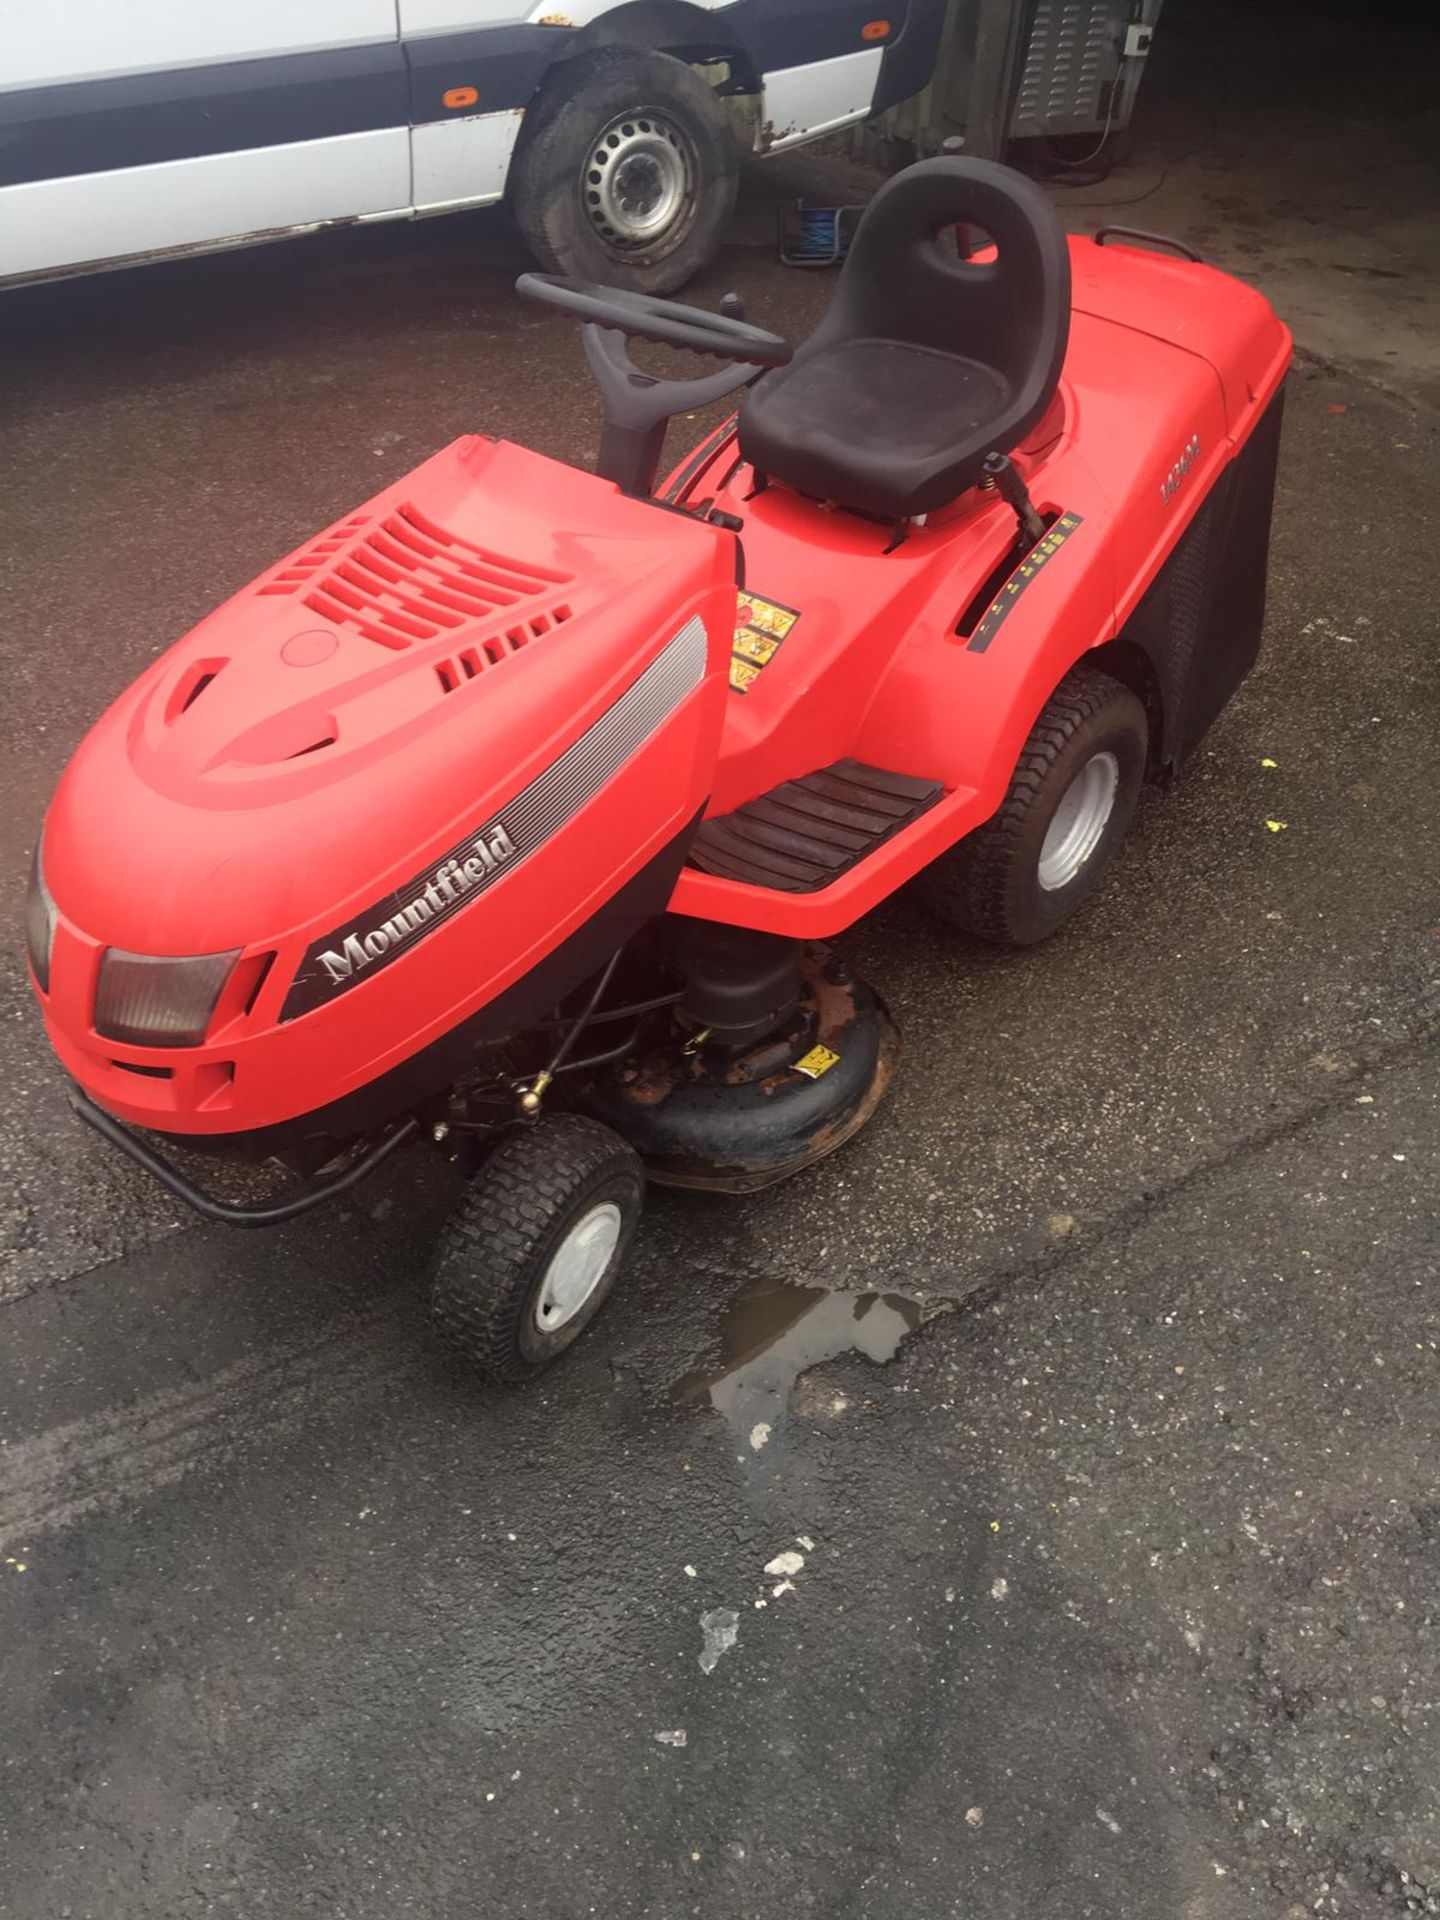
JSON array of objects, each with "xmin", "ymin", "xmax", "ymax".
[{"xmin": 25, "ymin": 160, "xmax": 1290, "ymax": 1383}]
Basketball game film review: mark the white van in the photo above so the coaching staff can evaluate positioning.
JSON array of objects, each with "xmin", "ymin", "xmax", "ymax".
[{"xmin": 1, "ymin": 0, "xmax": 946, "ymax": 291}]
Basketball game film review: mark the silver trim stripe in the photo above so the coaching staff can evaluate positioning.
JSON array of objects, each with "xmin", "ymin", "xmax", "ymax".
[
  {"xmin": 281, "ymin": 616, "xmax": 708, "ymax": 1019},
  {"xmin": 501, "ymin": 614, "xmax": 706, "ymax": 857}
]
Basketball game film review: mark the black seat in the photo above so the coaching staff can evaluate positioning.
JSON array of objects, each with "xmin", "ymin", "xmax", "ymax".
[{"xmin": 738, "ymin": 158, "xmax": 1071, "ymax": 521}]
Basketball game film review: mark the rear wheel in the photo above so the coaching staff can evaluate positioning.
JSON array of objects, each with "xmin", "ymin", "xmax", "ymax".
[
  {"xmin": 509, "ymin": 48, "xmax": 738, "ymax": 293},
  {"xmin": 923, "ymin": 665, "xmax": 1148, "ymax": 947},
  {"xmin": 430, "ymin": 1114, "xmax": 643, "ymax": 1384}
]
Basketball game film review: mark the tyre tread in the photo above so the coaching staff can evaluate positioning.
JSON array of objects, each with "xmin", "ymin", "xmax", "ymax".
[
  {"xmin": 430, "ymin": 1114, "xmax": 641, "ymax": 1385},
  {"xmin": 924, "ymin": 665, "xmax": 1146, "ymax": 946},
  {"xmin": 509, "ymin": 47, "xmax": 737, "ymax": 293}
]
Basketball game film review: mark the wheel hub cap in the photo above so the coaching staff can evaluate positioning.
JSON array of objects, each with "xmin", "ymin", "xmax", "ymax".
[
  {"xmin": 1038, "ymin": 750, "xmax": 1120, "ymax": 891},
  {"xmin": 584, "ymin": 113, "xmax": 692, "ymax": 249},
  {"xmin": 533, "ymin": 1201, "xmax": 623, "ymax": 1333}
]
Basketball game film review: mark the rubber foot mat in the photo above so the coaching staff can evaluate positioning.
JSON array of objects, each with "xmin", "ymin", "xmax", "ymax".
[{"xmin": 688, "ymin": 759, "xmax": 943, "ymax": 893}]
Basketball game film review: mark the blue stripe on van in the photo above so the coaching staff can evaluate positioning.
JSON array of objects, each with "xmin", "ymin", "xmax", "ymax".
[
  {"xmin": 0, "ymin": 30, "xmax": 557, "ymax": 190},
  {"xmin": 0, "ymin": 45, "xmax": 406, "ymax": 190},
  {"xmin": 0, "ymin": 10, "xmax": 899, "ymax": 194}
]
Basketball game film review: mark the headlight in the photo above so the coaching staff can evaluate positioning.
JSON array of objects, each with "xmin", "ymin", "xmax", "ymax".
[
  {"xmin": 94, "ymin": 948, "xmax": 240, "ymax": 1048},
  {"xmin": 24, "ymin": 839, "xmax": 57, "ymax": 994}
]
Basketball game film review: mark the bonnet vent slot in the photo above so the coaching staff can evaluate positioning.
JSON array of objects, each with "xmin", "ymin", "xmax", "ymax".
[
  {"xmin": 300, "ymin": 504, "xmax": 573, "ymax": 652},
  {"xmin": 432, "ymin": 603, "xmax": 573, "ymax": 695},
  {"xmin": 258, "ymin": 516, "xmax": 370, "ymax": 595}
]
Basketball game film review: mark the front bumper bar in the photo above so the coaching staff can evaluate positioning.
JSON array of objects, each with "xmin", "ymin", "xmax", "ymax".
[{"xmin": 69, "ymin": 1085, "xmax": 418, "ymax": 1228}]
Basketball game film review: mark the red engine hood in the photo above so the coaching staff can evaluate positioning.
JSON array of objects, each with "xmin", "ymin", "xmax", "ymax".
[{"xmin": 46, "ymin": 436, "xmax": 730, "ymax": 958}]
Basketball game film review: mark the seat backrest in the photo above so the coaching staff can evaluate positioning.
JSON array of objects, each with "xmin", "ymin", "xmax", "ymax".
[{"xmin": 810, "ymin": 156, "xmax": 1071, "ymax": 411}]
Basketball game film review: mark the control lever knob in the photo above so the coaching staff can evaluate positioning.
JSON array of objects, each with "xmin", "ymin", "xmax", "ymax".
[{"xmin": 719, "ymin": 291, "xmax": 746, "ymax": 324}]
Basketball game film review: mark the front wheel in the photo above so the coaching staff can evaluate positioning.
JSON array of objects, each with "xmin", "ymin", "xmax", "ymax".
[
  {"xmin": 430, "ymin": 1114, "xmax": 643, "ymax": 1384},
  {"xmin": 509, "ymin": 48, "xmax": 739, "ymax": 294},
  {"xmin": 922, "ymin": 665, "xmax": 1149, "ymax": 947}
]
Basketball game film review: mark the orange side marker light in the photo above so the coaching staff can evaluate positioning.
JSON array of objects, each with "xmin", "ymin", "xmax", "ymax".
[
  {"xmin": 861, "ymin": 20, "xmax": 890, "ymax": 39},
  {"xmin": 443, "ymin": 85, "xmax": 480, "ymax": 109}
]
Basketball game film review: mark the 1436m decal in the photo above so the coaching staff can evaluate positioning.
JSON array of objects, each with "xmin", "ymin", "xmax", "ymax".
[{"xmin": 1161, "ymin": 433, "xmax": 1201, "ymax": 504}]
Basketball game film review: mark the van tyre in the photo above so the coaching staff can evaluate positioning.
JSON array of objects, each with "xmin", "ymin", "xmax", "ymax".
[
  {"xmin": 924, "ymin": 665, "xmax": 1148, "ymax": 947},
  {"xmin": 510, "ymin": 48, "xmax": 738, "ymax": 293},
  {"xmin": 430, "ymin": 1114, "xmax": 643, "ymax": 1384}
]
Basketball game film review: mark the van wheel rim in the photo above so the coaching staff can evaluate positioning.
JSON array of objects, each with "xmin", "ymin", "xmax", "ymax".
[
  {"xmin": 1038, "ymin": 751, "xmax": 1120, "ymax": 891},
  {"xmin": 584, "ymin": 113, "xmax": 693, "ymax": 249},
  {"xmin": 533, "ymin": 1201, "xmax": 623, "ymax": 1333}
]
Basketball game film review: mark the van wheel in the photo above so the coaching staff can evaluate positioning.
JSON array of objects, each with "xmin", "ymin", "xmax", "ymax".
[
  {"xmin": 510, "ymin": 48, "xmax": 738, "ymax": 294},
  {"xmin": 430, "ymin": 1114, "xmax": 643, "ymax": 1384},
  {"xmin": 922, "ymin": 666, "xmax": 1148, "ymax": 947}
]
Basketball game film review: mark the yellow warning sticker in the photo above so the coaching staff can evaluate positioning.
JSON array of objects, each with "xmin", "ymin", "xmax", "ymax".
[
  {"xmin": 732, "ymin": 627, "xmax": 781, "ymax": 666},
  {"xmin": 794, "ymin": 1042, "xmax": 841, "ymax": 1080},
  {"xmin": 730, "ymin": 590, "xmax": 800, "ymax": 694},
  {"xmin": 736, "ymin": 594, "xmax": 799, "ymax": 641}
]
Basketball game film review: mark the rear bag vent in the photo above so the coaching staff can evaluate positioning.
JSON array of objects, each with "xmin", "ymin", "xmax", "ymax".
[{"xmin": 297, "ymin": 503, "xmax": 574, "ymax": 653}]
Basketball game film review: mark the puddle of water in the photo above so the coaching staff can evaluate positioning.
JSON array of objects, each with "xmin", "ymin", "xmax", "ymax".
[{"xmin": 672, "ymin": 1281, "xmax": 924, "ymax": 1441}]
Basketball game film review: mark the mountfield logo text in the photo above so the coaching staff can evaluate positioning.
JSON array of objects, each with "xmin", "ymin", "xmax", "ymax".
[{"xmin": 316, "ymin": 822, "xmax": 516, "ymax": 986}]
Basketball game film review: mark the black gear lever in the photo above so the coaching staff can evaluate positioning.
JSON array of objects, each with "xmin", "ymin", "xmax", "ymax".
[{"xmin": 982, "ymin": 451, "xmax": 1047, "ymax": 547}]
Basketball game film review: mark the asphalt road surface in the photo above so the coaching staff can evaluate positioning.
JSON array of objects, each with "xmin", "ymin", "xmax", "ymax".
[{"xmin": 1, "ymin": 155, "xmax": 1437, "ymax": 1918}]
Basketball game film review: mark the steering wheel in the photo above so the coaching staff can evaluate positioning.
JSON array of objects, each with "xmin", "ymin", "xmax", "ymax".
[{"xmin": 517, "ymin": 272, "xmax": 792, "ymax": 369}]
